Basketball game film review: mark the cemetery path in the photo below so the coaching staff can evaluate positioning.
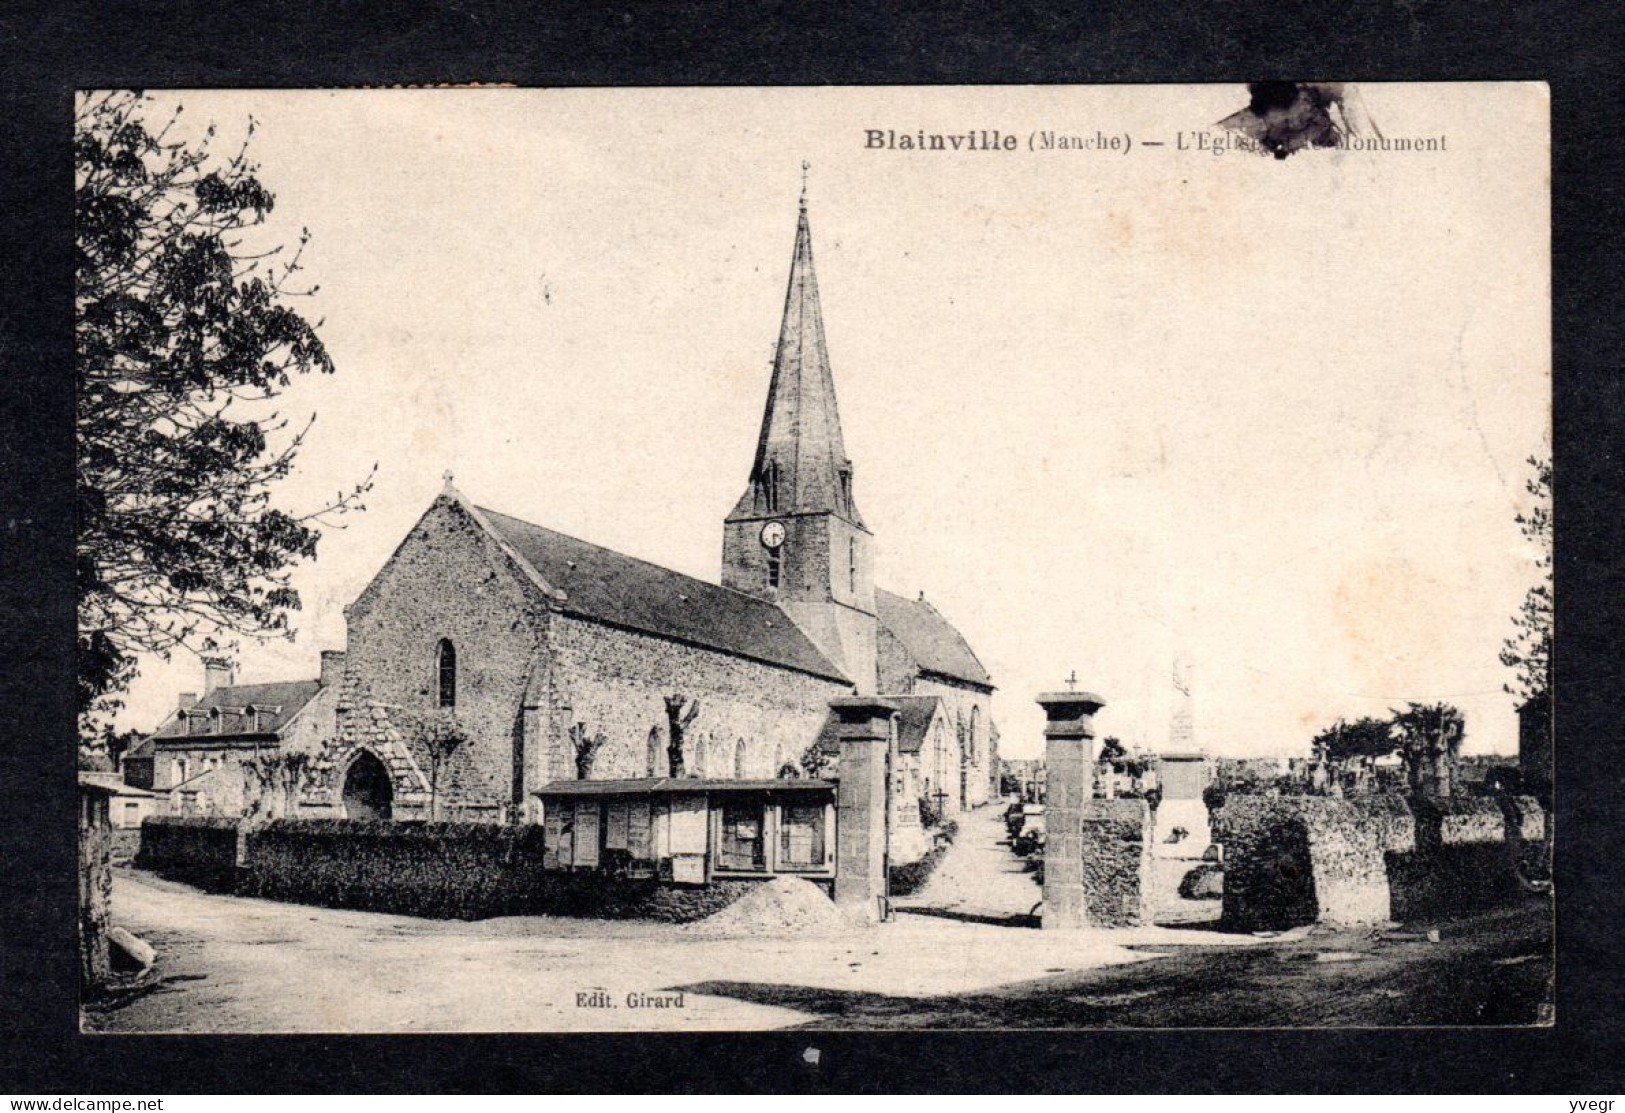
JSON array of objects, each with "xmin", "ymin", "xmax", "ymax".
[{"xmin": 892, "ymin": 801, "xmax": 1043, "ymax": 924}]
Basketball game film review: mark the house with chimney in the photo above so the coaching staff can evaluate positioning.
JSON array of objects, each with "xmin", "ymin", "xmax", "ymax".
[{"xmin": 123, "ymin": 651, "xmax": 345, "ymax": 817}]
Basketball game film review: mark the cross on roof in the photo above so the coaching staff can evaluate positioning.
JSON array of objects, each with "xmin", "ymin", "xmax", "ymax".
[
  {"xmin": 800, "ymin": 160, "xmax": 810, "ymax": 206},
  {"xmin": 1065, "ymin": 670, "xmax": 1078, "ymax": 692}
]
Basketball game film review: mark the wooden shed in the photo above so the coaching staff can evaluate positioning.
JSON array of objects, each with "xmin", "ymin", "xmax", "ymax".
[{"xmin": 533, "ymin": 778, "xmax": 837, "ymax": 884}]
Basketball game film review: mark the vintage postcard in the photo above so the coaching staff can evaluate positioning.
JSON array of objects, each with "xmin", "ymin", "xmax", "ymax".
[{"xmin": 75, "ymin": 83, "xmax": 1551, "ymax": 1033}]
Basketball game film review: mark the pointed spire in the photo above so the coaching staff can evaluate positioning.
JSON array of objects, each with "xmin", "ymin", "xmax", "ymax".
[{"xmin": 733, "ymin": 190, "xmax": 863, "ymax": 526}]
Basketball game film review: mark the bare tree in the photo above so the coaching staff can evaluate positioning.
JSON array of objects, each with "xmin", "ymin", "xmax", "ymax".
[
  {"xmin": 242, "ymin": 749, "xmax": 313, "ymax": 820},
  {"xmin": 417, "ymin": 712, "xmax": 467, "ymax": 822},
  {"xmin": 570, "ymin": 722, "xmax": 606, "ymax": 780},
  {"xmin": 663, "ymin": 695, "xmax": 701, "ymax": 778}
]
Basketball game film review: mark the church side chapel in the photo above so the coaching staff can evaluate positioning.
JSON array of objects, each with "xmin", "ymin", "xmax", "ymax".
[{"xmin": 161, "ymin": 195, "xmax": 998, "ymax": 860}]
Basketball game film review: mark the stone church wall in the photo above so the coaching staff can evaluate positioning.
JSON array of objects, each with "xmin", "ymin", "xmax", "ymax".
[
  {"xmin": 342, "ymin": 497, "xmax": 552, "ymax": 812},
  {"xmin": 547, "ymin": 614, "xmax": 847, "ymax": 782},
  {"xmin": 912, "ymin": 676, "xmax": 996, "ymax": 811}
]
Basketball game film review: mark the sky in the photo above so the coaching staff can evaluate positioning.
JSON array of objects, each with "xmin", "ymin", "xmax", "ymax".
[{"xmin": 110, "ymin": 84, "xmax": 1550, "ymax": 761}]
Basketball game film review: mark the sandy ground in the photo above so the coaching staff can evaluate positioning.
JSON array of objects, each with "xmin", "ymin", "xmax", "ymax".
[
  {"xmin": 87, "ymin": 804, "xmax": 1253, "ymax": 1033},
  {"xmin": 88, "ymin": 868, "xmax": 1264, "ymax": 1033}
]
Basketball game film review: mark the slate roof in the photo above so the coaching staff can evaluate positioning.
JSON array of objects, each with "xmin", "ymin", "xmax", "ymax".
[
  {"xmin": 149, "ymin": 679, "xmax": 323, "ymax": 742},
  {"xmin": 875, "ymin": 589, "xmax": 993, "ymax": 690},
  {"xmin": 476, "ymin": 507, "xmax": 851, "ymax": 684},
  {"xmin": 815, "ymin": 695, "xmax": 944, "ymax": 755},
  {"xmin": 730, "ymin": 202, "xmax": 864, "ymax": 526}
]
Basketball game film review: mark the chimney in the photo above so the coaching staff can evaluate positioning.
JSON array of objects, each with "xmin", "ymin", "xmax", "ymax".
[
  {"xmin": 320, "ymin": 649, "xmax": 347, "ymax": 689},
  {"xmin": 202, "ymin": 656, "xmax": 235, "ymax": 696},
  {"xmin": 177, "ymin": 691, "xmax": 199, "ymax": 711}
]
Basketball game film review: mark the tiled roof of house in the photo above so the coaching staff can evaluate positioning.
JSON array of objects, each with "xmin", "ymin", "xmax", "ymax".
[
  {"xmin": 477, "ymin": 507, "xmax": 851, "ymax": 684},
  {"xmin": 875, "ymin": 589, "xmax": 993, "ymax": 690},
  {"xmin": 150, "ymin": 679, "xmax": 322, "ymax": 741},
  {"xmin": 816, "ymin": 694, "xmax": 944, "ymax": 755}
]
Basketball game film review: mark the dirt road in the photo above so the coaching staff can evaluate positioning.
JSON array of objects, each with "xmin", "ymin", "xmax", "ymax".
[{"xmin": 88, "ymin": 868, "xmax": 1260, "ymax": 1033}]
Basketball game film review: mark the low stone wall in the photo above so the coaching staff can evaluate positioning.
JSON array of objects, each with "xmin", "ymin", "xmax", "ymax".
[
  {"xmin": 1388, "ymin": 797, "xmax": 1524, "ymax": 921},
  {"xmin": 135, "ymin": 816, "xmax": 243, "ymax": 891},
  {"xmin": 241, "ymin": 819, "xmax": 760, "ymax": 922},
  {"xmin": 1218, "ymin": 796, "xmax": 1413, "ymax": 931},
  {"xmin": 1501, "ymin": 794, "xmax": 1550, "ymax": 879},
  {"xmin": 1078, "ymin": 799, "xmax": 1152, "ymax": 927},
  {"xmin": 1219, "ymin": 794, "xmax": 1547, "ymax": 930}
]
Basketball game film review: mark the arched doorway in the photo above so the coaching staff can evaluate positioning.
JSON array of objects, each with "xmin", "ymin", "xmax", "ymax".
[{"xmin": 342, "ymin": 751, "xmax": 394, "ymax": 821}]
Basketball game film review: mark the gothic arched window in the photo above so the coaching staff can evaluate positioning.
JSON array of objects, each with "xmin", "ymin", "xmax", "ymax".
[
  {"xmin": 436, "ymin": 639, "xmax": 457, "ymax": 709},
  {"xmin": 734, "ymin": 738, "xmax": 747, "ymax": 779}
]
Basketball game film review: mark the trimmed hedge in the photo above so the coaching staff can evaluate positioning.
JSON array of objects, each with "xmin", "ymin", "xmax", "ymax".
[
  {"xmin": 240, "ymin": 819, "xmax": 760, "ymax": 922},
  {"xmin": 889, "ymin": 819, "xmax": 959, "ymax": 897},
  {"xmin": 890, "ymin": 843, "xmax": 949, "ymax": 896},
  {"xmin": 136, "ymin": 815, "xmax": 242, "ymax": 891}
]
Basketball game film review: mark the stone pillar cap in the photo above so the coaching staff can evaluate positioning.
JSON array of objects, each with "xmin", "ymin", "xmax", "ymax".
[{"xmin": 1036, "ymin": 691, "xmax": 1106, "ymax": 712}]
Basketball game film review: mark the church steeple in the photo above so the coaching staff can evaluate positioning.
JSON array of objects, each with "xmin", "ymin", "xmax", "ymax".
[
  {"xmin": 722, "ymin": 191, "xmax": 878, "ymax": 691},
  {"xmin": 731, "ymin": 195, "xmax": 863, "ymax": 526}
]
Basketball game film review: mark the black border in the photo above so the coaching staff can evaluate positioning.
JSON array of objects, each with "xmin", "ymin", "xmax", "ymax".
[{"xmin": 3, "ymin": 0, "xmax": 1620, "ymax": 1095}]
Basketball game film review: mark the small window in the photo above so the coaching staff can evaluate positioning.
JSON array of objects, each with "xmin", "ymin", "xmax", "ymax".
[
  {"xmin": 848, "ymin": 537, "xmax": 857, "ymax": 593},
  {"xmin": 779, "ymin": 802, "xmax": 826, "ymax": 868},
  {"xmin": 762, "ymin": 463, "xmax": 780, "ymax": 513},
  {"xmin": 436, "ymin": 639, "xmax": 456, "ymax": 708},
  {"xmin": 766, "ymin": 551, "xmax": 781, "ymax": 589},
  {"xmin": 839, "ymin": 466, "xmax": 852, "ymax": 511}
]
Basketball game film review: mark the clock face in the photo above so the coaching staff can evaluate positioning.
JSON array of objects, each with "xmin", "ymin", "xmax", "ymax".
[{"xmin": 760, "ymin": 521, "xmax": 786, "ymax": 550}]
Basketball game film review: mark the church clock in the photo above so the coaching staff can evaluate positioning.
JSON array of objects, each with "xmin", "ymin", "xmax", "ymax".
[{"xmin": 760, "ymin": 521, "xmax": 786, "ymax": 549}]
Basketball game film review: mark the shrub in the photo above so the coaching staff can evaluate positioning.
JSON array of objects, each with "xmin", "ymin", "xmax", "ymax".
[
  {"xmin": 918, "ymin": 794, "xmax": 944, "ymax": 829},
  {"xmin": 889, "ymin": 842, "xmax": 949, "ymax": 897},
  {"xmin": 240, "ymin": 818, "xmax": 758, "ymax": 922},
  {"xmin": 1178, "ymin": 863, "xmax": 1223, "ymax": 899},
  {"xmin": 135, "ymin": 815, "xmax": 242, "ymax": 890}
]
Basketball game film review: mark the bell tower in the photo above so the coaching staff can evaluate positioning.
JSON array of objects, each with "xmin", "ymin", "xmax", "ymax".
[{"xmin": 722, "ymin": 193, "xmax": 877, "ymax": 692}]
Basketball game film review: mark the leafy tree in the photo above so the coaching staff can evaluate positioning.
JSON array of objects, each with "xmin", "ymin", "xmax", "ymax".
[
  {"xmin": 1500, "ymin": 455, "xmax": 1552, "ymax": 704},
  {"xmin": 1098, "ymin": 736, "xmax": 1127, "ymax": 766},
  {"xmin": 798, "ymin": 741, "xmax": 834, "ymax": 779},
  {"xmin": 1310, "ymin": 716, "xmax": 1398, "ymax": 766},
  {"xmin": 1391, "ymin": 702, "xmax": 1466, "ymax": 796},
  {"xmin": 76, "ymin": 91, "xmax": 371, "ymax": 742}
]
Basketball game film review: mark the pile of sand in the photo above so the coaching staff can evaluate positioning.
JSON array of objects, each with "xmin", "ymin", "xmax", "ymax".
[{"xmin": 683, "ymin": 877, "xmax": 856, "ymax": 938}]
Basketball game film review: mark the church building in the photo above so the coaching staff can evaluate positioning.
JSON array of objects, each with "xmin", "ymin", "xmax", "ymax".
[{"xmin": 147, "ymin": 197, "xmax": 997, "ymax": 825}]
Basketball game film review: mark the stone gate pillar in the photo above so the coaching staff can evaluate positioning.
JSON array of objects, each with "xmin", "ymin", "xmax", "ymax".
[
  {"xmin": 1037, "ymin": 689, "xmax": 1105, "ymax": 929},
  {"xmin": 830, "ymin": 696, "xmax": 897, "ymax": 921}
]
